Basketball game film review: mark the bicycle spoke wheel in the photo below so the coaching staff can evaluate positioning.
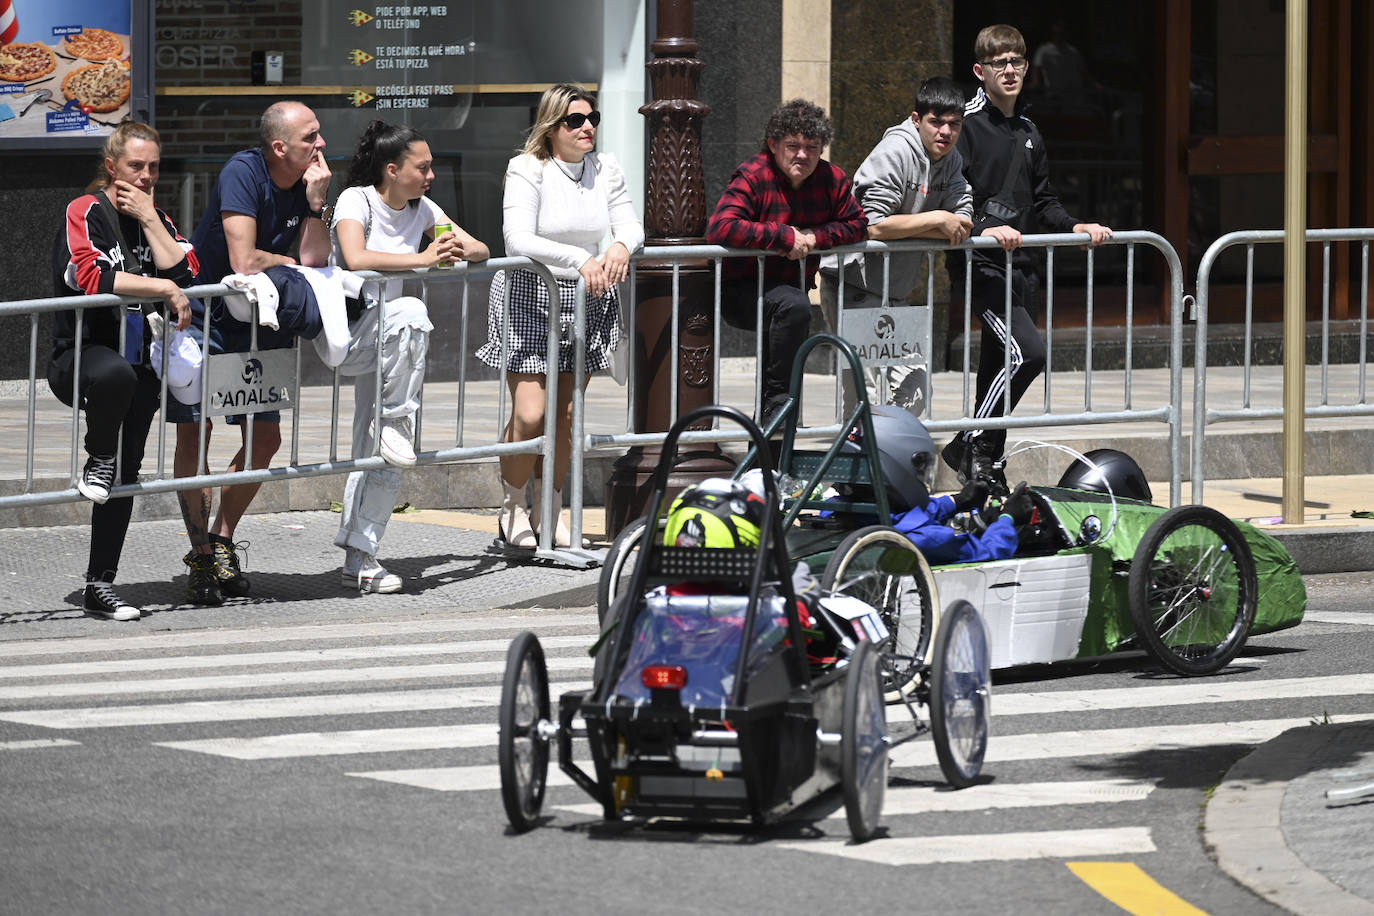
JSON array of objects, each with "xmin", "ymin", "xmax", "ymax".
[
  {"xmin": 929, "ymin": 600, "xmax": 991, "ymax": 788},
  {"xmin": 598, "ymin": 517, "xmax": 647, "ymax": 628},
  {"xmin": 840, "ymin": 639, "xmax": 888, "ymax": 841},
  {"xmin": 1128, "ymin": 505, "xmax": 1257, "ymax": 676},
  {"xmin": 498, "ymin": 631, "xmax": 551, "ymax": 832},
  {"xmin": 821, "ymin": 525, "xmax": 939, "ymax": 703}
]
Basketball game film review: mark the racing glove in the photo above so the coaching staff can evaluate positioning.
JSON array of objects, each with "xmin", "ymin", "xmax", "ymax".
[
  {"xmin": 997, "ymin": 482, "xmax": 1035, "ymax": 526},
  {"xmin": 953, "ymin": 478, "xmax": 991, "ymax": 512}
]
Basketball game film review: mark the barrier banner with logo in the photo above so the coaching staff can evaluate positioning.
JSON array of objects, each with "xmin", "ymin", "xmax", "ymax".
[{"xmin": 204, "ymin": 350, "xmax": 296, "ymax": 417}]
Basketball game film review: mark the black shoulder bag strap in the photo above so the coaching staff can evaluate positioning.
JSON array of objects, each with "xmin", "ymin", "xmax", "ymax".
[
  {"xmin": 93, "ymin": 190, "xmax": 146, "ymax": 281},
  {"xmin": 334, "ymin": 192, "xmax": 372, "ymax": 322},
  {"xmin": 978, "ymin": 120, "xmax": 1028, "ymax": 226},
  {"xmin": 92, "ymin": 190, "xmax": 152, "ymax": 363}
]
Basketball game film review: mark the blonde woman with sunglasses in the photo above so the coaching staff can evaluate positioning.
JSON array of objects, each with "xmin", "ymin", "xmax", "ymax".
[{"xmin": 478, "ymin": 83, "xmax": 643, "ymax": 549}]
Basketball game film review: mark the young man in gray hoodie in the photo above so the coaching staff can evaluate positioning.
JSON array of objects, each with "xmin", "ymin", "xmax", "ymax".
[{"xmin": 820, "ymin": 76, "xmax": 973, "ymax": 417}]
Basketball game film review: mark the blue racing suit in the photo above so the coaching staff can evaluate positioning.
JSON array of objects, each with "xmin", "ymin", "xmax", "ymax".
[{"xmin": 891, "ymin": 494, "xmax": 1018, "ymax": 565}]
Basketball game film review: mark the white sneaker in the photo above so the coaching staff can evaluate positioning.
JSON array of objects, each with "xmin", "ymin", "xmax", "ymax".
[
  {"xmin": 378, "ymin": 416, "xmax": 416, "ymax": 468},
  {"xmin": 341, "ymin": 547, "xmax": 403, "ymax": 593}
]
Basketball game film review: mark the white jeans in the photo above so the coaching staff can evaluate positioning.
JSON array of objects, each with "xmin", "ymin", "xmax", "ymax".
[{"xmin": 333, "ymin": 297, "xmax": 433, "ymax": 555}]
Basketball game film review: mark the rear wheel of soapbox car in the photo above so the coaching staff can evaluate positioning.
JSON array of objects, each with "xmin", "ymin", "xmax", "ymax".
[
  {"xmin": 928, "ymin": 599, "xmax": 992, "ymax": 788},
  {"xmin": 498, "ymin": 631, "xmax": 551, "ymax": 832},
  {"xmin": 598, "ymin": 515, "xmax": 648, "ymax": 628},
  {"xmin": 1127, "ymin": 505, "xmax": 1258, "ymax": 676},
  {"xmin": 820, "ymin": 525, "xmax": 939, "ymax": 703},
  {"xmin": 840, "ymin": 638, "xmax": 888, "ymax": 841}
]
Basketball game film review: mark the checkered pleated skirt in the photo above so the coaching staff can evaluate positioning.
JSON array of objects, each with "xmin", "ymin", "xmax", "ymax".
[{"xmin": 476, "ymin": 269, "xmax": 621, "ymax": 374}]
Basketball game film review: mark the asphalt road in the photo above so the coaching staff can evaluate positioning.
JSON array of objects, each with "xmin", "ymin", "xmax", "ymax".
[{"xmin": 2, "ymin": 572, "xmax": 1372, "ymax": 915}]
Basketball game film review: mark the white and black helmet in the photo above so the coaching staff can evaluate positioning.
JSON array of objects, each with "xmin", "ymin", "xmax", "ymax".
[{"xmin": 843, "ymin": 406, "xmax": 938, "ymax": 512}]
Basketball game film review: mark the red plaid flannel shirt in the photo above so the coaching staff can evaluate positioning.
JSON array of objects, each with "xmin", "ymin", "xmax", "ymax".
[{"xmin": 707, "ymin": 152, "xmax": 867, "ymax": 288}]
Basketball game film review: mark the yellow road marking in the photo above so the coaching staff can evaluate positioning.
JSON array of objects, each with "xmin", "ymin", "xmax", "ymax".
[{"xmin": 1067, "ymin": 862, "xmax": 1210, "ymax": 915}]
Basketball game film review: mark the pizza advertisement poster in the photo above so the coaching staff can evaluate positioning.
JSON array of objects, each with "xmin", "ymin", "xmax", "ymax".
[{"xmin": 0, "ymin": 0, "xmax": 134, "ymax": 144}]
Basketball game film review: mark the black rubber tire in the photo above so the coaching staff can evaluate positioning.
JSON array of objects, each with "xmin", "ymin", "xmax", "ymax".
[
  {"xmin": 598, "ymin": 516, "xmax": 647, "ymax": 628},
  {"xmin": 821, "ymin": 525, "xmax": 939, "ymax": 703},
  {"xmin": 498, "ymin": 631, "xmax": 551, "ymax": 832},
  {"xmin": 840, "ymin": 639, "xmax": 887, "ymax": 842},
  {"xmin": 929, "ymin": 600, "xmax": 991, "ymax": 789},
  {"xmin": 1127, "ymin": 505, "xmax": 1258, "ymax": 676}
]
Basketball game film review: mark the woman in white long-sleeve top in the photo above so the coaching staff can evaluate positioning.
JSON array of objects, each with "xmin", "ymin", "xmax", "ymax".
[{"xmin": 478, "ymin": 83, "xmax": 644, "ymax": 549}]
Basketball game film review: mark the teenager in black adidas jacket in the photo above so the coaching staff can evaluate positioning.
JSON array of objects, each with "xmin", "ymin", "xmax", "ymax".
[
  {"xmin": 943, "ymin": 23, "xmax": 1112, "ymax": 490},
  {"xmin": 50, "ymin": 122, "xmax": 197, "ymax": 621}
]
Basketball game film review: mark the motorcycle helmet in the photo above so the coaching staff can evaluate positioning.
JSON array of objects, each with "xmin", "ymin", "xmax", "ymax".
[
  {"xmin": 1057, "ymin": 448, "xmax": 1153, "ymax": 503},
  {"xmin": 663, "ymin": 478, "xmax": 767, "ymax": 548},
  {"xmin": 842, "ymin": 406, "xmax": 937, "ymax": 513}
]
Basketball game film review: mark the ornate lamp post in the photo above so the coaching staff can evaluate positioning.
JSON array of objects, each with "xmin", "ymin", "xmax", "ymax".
[{"xmin": 604, "ymin": 0, "xmax": 731, "ymax": 535}]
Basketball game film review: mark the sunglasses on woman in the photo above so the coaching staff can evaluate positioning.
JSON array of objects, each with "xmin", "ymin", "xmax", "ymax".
[{"xmin": 561, "ymin": 111, "xmax": 601, "ymax": 130}]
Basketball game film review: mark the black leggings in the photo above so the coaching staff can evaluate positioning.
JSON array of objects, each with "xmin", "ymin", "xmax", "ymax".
[
  {"xmin": 48, "ymin": 345, "xmax": 161, "ymax": 582},
  {"xmin": 720, "ymin": 280, "xmax": 813, "ymax": 403}
]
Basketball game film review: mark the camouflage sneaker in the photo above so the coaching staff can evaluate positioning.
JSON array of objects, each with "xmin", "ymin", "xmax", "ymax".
[
  {"xmin": 184, "ymin": 553, "xmax": 224, "ymax": 607},
  {"xmin": 210, "ymin": 534, "xmax": 251, "ymax": 597}
]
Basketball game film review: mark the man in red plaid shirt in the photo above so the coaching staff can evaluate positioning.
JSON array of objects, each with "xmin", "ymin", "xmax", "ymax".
[{"xmin": 707, "ymin": 99, "xmax": 867, "ymax": 425}]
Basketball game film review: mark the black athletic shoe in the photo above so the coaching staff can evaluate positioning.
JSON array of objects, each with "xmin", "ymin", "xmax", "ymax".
[
  {"xmin": 210, "ymin": 534, "xmax": 251, "ymax": 597},
  {"xmin": 941, "ymin": 437, "xmax": 967, "ymax": 475},
  {"xmin": 967, "ymin": 437, "xmax": 1010, "ymax": 496},
  {"xmin": 77, "ymin": 454, "xmax": 117, "ymax": 504},
  {"xmin": 184, "ymin": 553, "xmax": 224, "ymax": 606},
  {"xmin": 83, "ymin": 581, "xmax": 140, "ymax": 621}
]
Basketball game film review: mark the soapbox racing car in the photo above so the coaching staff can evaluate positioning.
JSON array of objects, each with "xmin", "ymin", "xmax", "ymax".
[{"xmin": 497, "ymin": 394, "xmax": 993, "ymax": 841}]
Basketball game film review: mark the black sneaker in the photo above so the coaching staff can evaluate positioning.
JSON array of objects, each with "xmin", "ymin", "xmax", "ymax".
[
  {"xmin": 940, "ymin": 437, "xmax": 967, "ymax": 475},
  {"xmin": 184, "ymin": 553, "xmax": 224, "ymax": 606},
  {"xmin": 83, "ymin": 581, "xmax": 140, "ymax": 621},
  {"xmin": 77, "ymin": 454, "xmax": 117, "ymax": 504},
  {"xmin": 967, "ymin": 438, "xmax": 1010, "ymax": 496},
  {"xmin": 210, "ymin": 534, "xmax": 251, "ymax": 597}
]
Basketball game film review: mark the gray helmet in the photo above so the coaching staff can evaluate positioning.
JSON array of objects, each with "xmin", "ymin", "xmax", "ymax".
[
  {"xmin": 1058, "ymin": 449, "xmax": 1153, "ymax": 503},
  {"xmin": 843, "ymin": 406, "xmax": 937, "ymax": 512}
]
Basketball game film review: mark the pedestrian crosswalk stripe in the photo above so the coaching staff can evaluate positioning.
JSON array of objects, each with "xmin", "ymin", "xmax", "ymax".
[
  {"xmin": 156, "ymin": 723, "xmax": 497, "ymax": 760},
  {"xmin": 0, "ymin": 614, "xmax": 597, "ymax": 658},
  {"xmin": 826, "ymin": 779, "xmax": 1156, "ymax": 817},
  {"xmin": 993, "ymin": 673, "xmax": 1374, "ymax": 716},
  {"xmin": 0, "ymin": 635, "xmax": 595, "ymax": 680},
  {"xmin": 151, "ymin": 712, "xmax": 1374, "ymax": 765},
  {"xmin": 354, "ymin": 764, "xmax": 575, "ymax": 793},
  {"xmin": 889, "ymin": 713, "xmax": 1374, "ymax": 769},
  {"xmin": 0, "ymin": 658, "xmax": 592, "ymax": 706},
  {"xmin": 777, "ymin": 827, "xmax": 1156, "ymax": 865},
  {"xmin": 1303, "ymin": 611, "xmax": 1374, "ymax": 627},
  {"xmin": 0, "ymin": 683, "xmax": 586, "ymax": 728},
  {"xmin": 557, "ymin": 780, "xmax": 1155, "ymax": 820},
  {"xmin": 0, "ymin": 738, "xmax": 80, "ymax": 751},
  {"xmin": 5, "ymin": 670, "xmax": 1372, "ymax": 726}
]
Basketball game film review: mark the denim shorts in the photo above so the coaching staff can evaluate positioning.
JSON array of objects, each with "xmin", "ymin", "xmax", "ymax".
[{"xmin": 163, "ymin": 297, "xmax": 295, "ymax": 425}]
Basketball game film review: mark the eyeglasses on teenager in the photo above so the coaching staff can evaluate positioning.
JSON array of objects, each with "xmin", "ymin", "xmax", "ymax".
[
  {"xmin": 981, "ymin": 56, "xmax": 1028, "ymax": 73},
  {"xmin": 561, "ymin": 111, "xmax": 601, "ymax": 130}
]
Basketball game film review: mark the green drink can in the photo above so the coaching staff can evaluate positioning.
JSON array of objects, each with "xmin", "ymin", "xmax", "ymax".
[{"xmin": 433, "ymin": 221, "xmax": 453, "ymax": 267}]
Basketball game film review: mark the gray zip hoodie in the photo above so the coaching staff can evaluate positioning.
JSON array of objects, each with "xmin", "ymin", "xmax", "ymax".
[{"xmin": 828, "ymin": 117, "xmax": 973, "ymax": 301}]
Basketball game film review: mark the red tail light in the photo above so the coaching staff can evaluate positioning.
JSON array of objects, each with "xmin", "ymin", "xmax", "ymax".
[{"xmin": 641, "ymin": 665, "xmax": 688, "ymax": 690}]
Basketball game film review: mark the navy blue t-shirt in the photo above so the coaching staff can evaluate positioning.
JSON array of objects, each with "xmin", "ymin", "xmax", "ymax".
[{"xmin": 191, "ymin": 148, "xmax": 309, "ymax": 284}]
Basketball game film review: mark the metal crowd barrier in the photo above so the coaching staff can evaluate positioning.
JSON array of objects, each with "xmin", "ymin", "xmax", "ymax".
[
  {"xmin": 3, "ymin": 232, "xmax": 1185, "ymax": 565},
  {"xmin": 579, "ymin": 230, "xmax": 1187, "ymax": 545},
  {"xmin": 1191, "ymin": 229, "xmax": 1374, "ymax": 502},
  {"xmin": 0, "ymin": 257, "xmax": 597, "ymax": 560}
]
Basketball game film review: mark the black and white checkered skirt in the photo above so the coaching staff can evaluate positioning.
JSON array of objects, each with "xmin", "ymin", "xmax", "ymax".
[{"xmin": 477, "ymin": 269, "xmax": 621, "ymax": 375}]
